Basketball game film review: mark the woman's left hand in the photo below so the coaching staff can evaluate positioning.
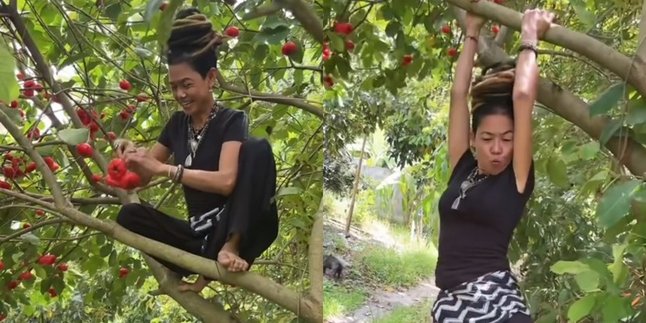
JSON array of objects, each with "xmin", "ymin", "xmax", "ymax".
[{"xmin": 123, "ymin": 148, "xmax": 166, "ymax": 176}]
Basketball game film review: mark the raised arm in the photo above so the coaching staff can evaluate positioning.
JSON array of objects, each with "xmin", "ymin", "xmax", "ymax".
[
  {"xmin": 512, "ymin": 9, "xmax": 555, "ymax": 194},
  {"xmin": 448, "ymin": 13, "xmax": 485, "ymax": 170}
]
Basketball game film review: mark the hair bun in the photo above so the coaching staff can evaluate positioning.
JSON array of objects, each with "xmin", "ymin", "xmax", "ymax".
[
  {"xmin": 470, "ymin": 63, "xmax": 515, "ymax": 113},
  {"xmin": 167, "ymin": 8, "xmax": 223, "ymax": 58}
]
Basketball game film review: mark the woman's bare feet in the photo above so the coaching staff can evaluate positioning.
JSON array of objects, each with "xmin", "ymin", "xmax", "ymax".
[
  {"xmin": 218, "ymin": 249, "xmax": 248, "ymax": 272},
  {"xmin": 178, "ymin": 275, "xmax": 209, "ymax": 293}
]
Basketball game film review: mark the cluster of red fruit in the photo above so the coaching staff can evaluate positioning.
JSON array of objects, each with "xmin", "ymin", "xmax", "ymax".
[
  {"xmin": 2, "ymin": 253, "xmax": 67, "ymax": 298},
  {"xmin": 0, "ymin": 153, "xmax": 59, "ymax": 190},
  {"xmin": 118, "ymin": 79, "xmax": 149, "ymax": 121},
  {"xmin": 102, "ymin": 158, "xmax": 141, "ymax": 190},
  {"xmin": 21, "ymin": 79, "xmax": 44, "ymax": 98}
]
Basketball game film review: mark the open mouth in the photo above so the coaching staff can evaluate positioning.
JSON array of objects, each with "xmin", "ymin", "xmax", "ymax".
[{"xmin": 180, "ymin": 100, "xmax": 192, "ymax": 109}]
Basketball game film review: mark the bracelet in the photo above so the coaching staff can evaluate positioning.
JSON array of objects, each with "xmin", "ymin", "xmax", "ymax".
[
  {"xmin": 466, "ymin": 35, "xmax": 478, "ymax": 43},
  {"xmin": 171, "ymin": 165, "xmax": 180, "ymax": 182},
  {"xmin": 167, "ymin": 165, "xmax": 172, "ymax": 178},
  {"xmin": 174, "ymin": 165, "xmax": 184, "ymax": 183},
  {"xmin": 518, "ymin": 43, "xmax": 538, "ymax": 57}
]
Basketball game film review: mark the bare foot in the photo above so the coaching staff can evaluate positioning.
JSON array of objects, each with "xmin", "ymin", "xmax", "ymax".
[
  {"xmin": 178, "ymin": 275, "xmax": 209, "ymax": 293},
  {"xmin": 217, "ymin": 249, "xmax": 249, "ymax": 272}
]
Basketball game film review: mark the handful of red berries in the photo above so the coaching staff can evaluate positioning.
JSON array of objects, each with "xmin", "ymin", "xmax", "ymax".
[{"xmin": 105, "ymin": 158, "xmax": 141, "ymax": 190}]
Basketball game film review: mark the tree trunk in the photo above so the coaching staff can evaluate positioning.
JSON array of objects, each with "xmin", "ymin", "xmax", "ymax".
[{"xmin": 345, "ymin": 136, "xmax": 368, "ymax": 236}]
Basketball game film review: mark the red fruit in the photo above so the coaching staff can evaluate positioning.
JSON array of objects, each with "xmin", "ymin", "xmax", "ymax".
[
  {"xmin": 441, "ymin": 24, "xmax": 451, "ymax": 34},
  {"xmin": 323, "ymin": 75, "xmax": 334, "ymax": 88},
  {"xmin": 88, "ymin": 122, "xmax": 100, "ymax": 133},
  {"xmin": 48, "ymin": 287, "xmax": 58, "ymax": 297},
  {"xmin": 0, "ymin": 180, "xmax": 11, "ymax": 189},
  {"xmin": 4, "ymin": 152, "xmax": 13, "ymax": 160},
  {"xmin": 34, "ymin": 83, "xmax": 44, "ymax": 92},
  {"xmin": 57, "ymin": 263, "xmax": 68, "ymax": 272},
  {"xmin": 14, "ymin": 168, "xmax": 24, "ymax": 179},
  {"xmin": 19, "ymin": 271, "xmax": 33, "ymax": 281},
  {"xmin": 76, "ymin": 143, "xmax": 93, "ymax": 158},
  {"xmin": 7, "ymin": 280, "xmax": 18, "ymax": 290},
  {"xmin": 225, "ymin": 26, "xmax": 240, "ymax": 37},
  {"xmin": 447, "ymin": 47, "xmax": 458, "ymax": 57},
  {"xmin": 38, "ymin": 254, "xmax": 57, "ymax": 266},
  {"xmin": 108, "ymin": 159, "xmax": 127, "ymax": 180},
  {"xmin": 25, "ymin": 162, "xmax": 37, "ymax": 173},
  {"xmin": 10, "ymin": 100, "xmax": 18, "ymax": 108},
  {"xmin": 119, "ymin": 79, "xmax": 131, "ymax": 91},
  {"xmin": 135, "ymin": 93, "xmax": 149, "ymax": 102},
  {"xmin": 18, "ymin": 109, "xmax": 25, "ymax": 118},
  {"xmin": 0, "ymin": 261, "xmax": 4, "ymax": 270},
  {"xmin": 323, "ymin": 46, "xmax": 331, "ymax": 61},
  {"xmin": 119, "ymin": 110, "xmax": 131, "ymax": 120},
  {"xmin": 126, "ymin": 105, "xmax": 137, "ymax": 113},
  {"xmin": 492, "ymin": 25, "xmax": 500, "ymax": 34},
  {"xmin": 3, "ymin": 167, "xmax": 15, "ymax": 179},
  {"xmin": 36, "ymin": 209, "xmax": 45, "ymax": 216},
  {"xmin": 105, "ymin": 176, "xmax": 123, "ymax": 188},
  {"xmin": 281, "ymin": 41, "xmax": 298, "ymax": 56},
  {"xmin": 22, "ymin": 223, "xmax": 31, "ymax": 229},
  {"xmin": 23, "ymin": 89, "xmax": 35, "ymax": 97},
  {"xmin": 28, "ymin": 128, "xmax": 40, "ymax": 140},
  {"xmin": 77, "ymin": 108, "xmax": 91, "ymax": 125},
  {"xmin": 44, "ymin": 156, "xmax": 60, "ymax": 172},
  {"xmin": 16, "ymin": 72, "xmax": 24, "ymax": 80},
  {"xmin": 119, "ymin": 267, "xmax": 129, "ymax": 278},
  {"xmin": 159, "ymin": 1, "xmax": 168, "ymax": 10},
  {"xmin": 334, "ymin": 22, "xmax": 353, "ymax": 35},
  {"xmin": 91, "ymin": 173, "xmax": 103, "ymax": 183},
  {"xmin": 107, "ymin": 132, "xmax": 117, "ymax": 141},
  {"xmin": 345, "ymin": 40, "xmax": 355, "ymax": 52},
  {"xmin": 49, "ymin": 162, "xmax": 59, "ymax": 172},
  {"xmin": 402, "ymin": 54, "xmax": 413, "ymax": 66},
  {"xmin": 494, "ymin": 0, "xmax": 503, "ymax": 3},
  {"xmin": 24, "ymin": 80, "xmax": 35, "ymax": 88},
  {"xmin": 120, "ymin": 171, "xmax": 141, "ymax": 190}
]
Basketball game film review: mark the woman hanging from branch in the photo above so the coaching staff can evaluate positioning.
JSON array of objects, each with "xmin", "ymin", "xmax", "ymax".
[
  {"xmin": 431, "ymin": 8, "xmax": 555, "ymax": 323},
  {"xmin": 115, "ymin": 7, "xmax": 279, "ymax": 293}
]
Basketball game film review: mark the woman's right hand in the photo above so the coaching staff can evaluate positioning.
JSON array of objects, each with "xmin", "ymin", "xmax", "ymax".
[
  {"xmin": 115, "ymin": 139, "xmax": 135, "ymax": 159},
  {"xmin": 465, "ymin": 11, "xmax": 486, "ymax": 36},
  {"xmin": 521, "ymin": 9, "xmax": 555, "ymax": 39}
]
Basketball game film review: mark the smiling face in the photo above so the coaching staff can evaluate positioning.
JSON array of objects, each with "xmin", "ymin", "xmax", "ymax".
[
  {"xmin": 471, "ymin": 113, "xmax": 514, "ymax": 175},
  {"xmin": 168, "ymin": 62, "xmax": 216, "ymax": 116}
]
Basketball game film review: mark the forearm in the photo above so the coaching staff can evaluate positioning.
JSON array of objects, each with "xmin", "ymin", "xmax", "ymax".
[
  {"xmin": 451, "ymin": 30, "xmax": 480, "ymax": 96},
  {"xmin": 513, "ymin": 29, "xmax": 539, "ymax": 104},
  {"xmin": 161, "ymin": 165, "xmax": 235, "ymax": 196}
]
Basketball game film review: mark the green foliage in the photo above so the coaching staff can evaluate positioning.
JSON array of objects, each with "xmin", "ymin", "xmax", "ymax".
[
  {"xmin": 357, "ymin": 245, "xmax": 436, "ymax": 288},
  {"xmin": 323, "ymin": 281, "xmax": 368, "ymax": 320}
]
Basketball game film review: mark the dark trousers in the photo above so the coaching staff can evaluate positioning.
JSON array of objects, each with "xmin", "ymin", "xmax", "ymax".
[{"xmin": 116, "ymin": 138, "xmax": 279, "ymax": 278}]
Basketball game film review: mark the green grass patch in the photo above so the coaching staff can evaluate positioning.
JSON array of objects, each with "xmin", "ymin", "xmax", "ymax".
[
  {"xmin": 373, "ymin": 300, "xmax": 433, "ymax": 323},
  {"xmin": 358, "ymin": 245, "xmax": 437, "ymax": 288},
  {"xmin": 323, "ymin": 281, "xmax": 368, "ymax": 319}
]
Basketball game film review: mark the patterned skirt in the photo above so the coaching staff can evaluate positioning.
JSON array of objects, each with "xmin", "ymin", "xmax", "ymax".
[{"xmin": 431, "ymin": 270, "xmax": 530, "ymax": 323}]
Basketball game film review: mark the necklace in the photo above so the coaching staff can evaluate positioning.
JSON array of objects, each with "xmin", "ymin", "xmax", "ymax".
[
  {"xmin": 451, "ymin": 166, "xmax": 489, "ymax": 211},
  {"xmin": 185, "ymin": 105, "xmax": 219, "ymax": 167}
]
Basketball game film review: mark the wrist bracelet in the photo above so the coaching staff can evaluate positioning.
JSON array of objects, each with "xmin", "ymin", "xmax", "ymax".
[
  {"xmin": 176, "ymin": 165, "xmax": 185, "ymax": 183},
  {"xmin": 518, "ymin": 43, "xmax": 538, "ymax": 57},
  {"xmin": 171, "ymin": 165, "xmax": 180, "ymax": 182},
  {"xmin": 466, "ymin": 35, "xmax": 478, "ymax": 43}
]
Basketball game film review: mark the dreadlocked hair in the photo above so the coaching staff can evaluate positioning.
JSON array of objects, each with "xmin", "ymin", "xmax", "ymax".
[
  {"xmin": 469, "ymin": 61, "xmax": 516, "ymax": 133},
  {"xmin": 166, "ymin": 8, "xmax": 223, "ymax": 78}
]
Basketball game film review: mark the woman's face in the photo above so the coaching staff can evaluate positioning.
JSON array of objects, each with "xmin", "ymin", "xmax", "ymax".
[
  {"xmin": 168, "ymin": 62, "xmax": 215, "ymax": 116},
  {"xmin": 471, "ymin": 114, "xmax": 514, "ymax": 175}
]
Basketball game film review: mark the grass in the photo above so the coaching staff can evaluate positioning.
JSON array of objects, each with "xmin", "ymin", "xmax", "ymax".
[
  {"xmin": 373, "ymin": 300, "xmax": 433, "ymax": 323},
  {"xmin": 357, "ymin": 244, "xmax": 437, "ymax": 288},
  {"xmin": 323, "ymin": 281, "xmax": 368, "ymax": 319}
]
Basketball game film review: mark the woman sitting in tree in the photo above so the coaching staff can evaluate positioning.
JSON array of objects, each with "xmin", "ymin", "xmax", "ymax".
[
  {"xmin": 115, "ymin": 7, "xmax": 279, "ymax": 293},
  {"xmin": 431, "ymin": 8, "xmax": 555, "ymax": 323}
]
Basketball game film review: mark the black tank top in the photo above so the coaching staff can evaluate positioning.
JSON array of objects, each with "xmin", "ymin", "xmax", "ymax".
[
  {"xmin": 435, "ymin": 149, "xmax": 535, "ymax": 290},
  {"xmin": 157, "ymin": 107, "xmax": 247, "ymax": 218}
]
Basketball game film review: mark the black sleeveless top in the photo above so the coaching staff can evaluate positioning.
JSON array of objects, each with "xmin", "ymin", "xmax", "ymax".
[
  {"xmin": 435, "ymin": 149, "xmax": 535, "ymax": 290},
  {"xmin": 157, "ymin": 107, "xmax": 247, "ymax": 218}
]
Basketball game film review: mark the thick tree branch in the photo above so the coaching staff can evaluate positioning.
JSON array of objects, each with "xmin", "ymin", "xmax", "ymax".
[
  {"xmin": 274, "ymin": 0, "xmax": 325, "ymax": 43},
  {"xmin": 447, "ymin": 0, "xmax": 646, "ymax": 97},
  {"xmin": 216, "ymin": 73, "xmax": 324, "ymax": 119},
  {"xmin": 143, "ymin": 255, "xmax": 238, "ymax": 323},
  {"xmin": 308, "ymin": 209, "xmax": 323, "ymax": 306},
  {"xmin": 638, "ymin": 0, "xmax": 646, "ymax": 63}
]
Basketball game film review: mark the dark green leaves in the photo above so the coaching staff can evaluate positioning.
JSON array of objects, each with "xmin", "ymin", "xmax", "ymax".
[
  {"xmin": 597, "ymin": 180, "xmax": 642, "ymax": 228},
  {"xmin": 589, "ymin": 82, "xmax": 626, "ymax": 117},
  {"xmin": 0, "ymin": 39, "xmax": 19, "ymax": 103}
]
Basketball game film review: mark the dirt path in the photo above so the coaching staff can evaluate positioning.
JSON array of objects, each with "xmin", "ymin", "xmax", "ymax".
[{"xmin": 326, "ymin": 279, "xmax": 440, "ymax": 323}]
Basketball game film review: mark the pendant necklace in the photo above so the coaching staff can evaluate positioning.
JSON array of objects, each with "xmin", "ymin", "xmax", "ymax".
[
  {"xmin": 451, "ymin": 166, "xmax": 489, "ymax": 211},
  {"xmin": 185, "ymin": 105, "xmax": 218, "ymax": 168}
]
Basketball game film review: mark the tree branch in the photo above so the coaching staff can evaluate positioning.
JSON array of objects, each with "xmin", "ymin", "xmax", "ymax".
[
  {"xmin": 216, "ymin": 73, "xmax": 324, "ymax": 119},
  {"xmin": 0, "ymin": 218, "xmax": 71, "ymax": 243},
  {"xmin": 274, "ymin": 0, "xmax": 324, "ymax": 43},
  {"xmin": 308, "ymin": 208, "xmax": 323, "ymax": 306},
  {"xmin": 637, "ymin": 0, "xmax": 646, "ymax": 63},
  {"xmin": 447, "ymin": 0, "xmax": 646, "ymax": 97}
]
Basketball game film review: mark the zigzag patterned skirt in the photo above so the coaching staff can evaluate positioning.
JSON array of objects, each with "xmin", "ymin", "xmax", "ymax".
[{"xmin": 431, "ymin": 270, "xmax": 530, "ymax": 323}]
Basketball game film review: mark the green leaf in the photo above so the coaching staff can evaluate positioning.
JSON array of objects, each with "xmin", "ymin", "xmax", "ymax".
[
  {"xmin": 144, "ymin": 0, "xmax": 164, "ymax": 23},
  {"xmin": 0, "ymin": 39, "xmax": 19, "ymax": 103},
  {"xmin": 589, "ymin": 82, "xmax": 625, "ymax": 117},
  {"xmin": 550, "ymin": 260, "xmax": 590, "ymax": 274},
  {"xmin": 575, "ymin": 270, "xmax": 599, "ymax": 292},
  {"xmin": 255, "ymin": 25, "xmax": 291, "ymax": 44},
  {"xmin": 599, "ymin": 119, "xmax": 623, "ymax": 147},
  {"xmin": 608, "ymin": 243, "xmax": 628, "ymax": 284},
  {"xmin": 277, "ymin": 186, "xmax": 303, "ymax": 197},
  {"xmin": 597, "ymin": 180, "xmax": 641, "ymax": 228},
  {"xmin": 57, "ymin": 128, "xmax": 89, "ymax": 146},
  {"xmin": 567, "ymin": 294, "xmax": 596, "ymax": 323},
  {"xmin": 547, "ymin": 155, "xmax": 569, "ymax": 188},
  {"xmin": 571, "ymin": 0, "xmax": 597, "ymax": 29},
  {"xmin": 601, "ymin": 294, "xmax": 629, "ymax": 323}
]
